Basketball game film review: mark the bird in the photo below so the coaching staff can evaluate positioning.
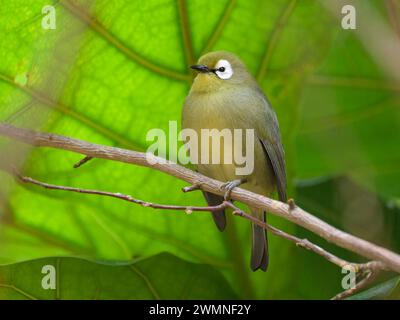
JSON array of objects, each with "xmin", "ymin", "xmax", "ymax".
[{"xmin": 181, "ymin": 51, "xmax": 286, "ymax": 271}]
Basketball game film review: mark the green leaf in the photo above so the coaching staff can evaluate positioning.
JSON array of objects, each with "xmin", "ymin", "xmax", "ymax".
[
  {"xmin": 0, "ymin": 0, "xmax": 336, "ymax": 299},
  {"xmin": 346, "ymin": 277, "xmax": 400, "ymax": 300},
  {"xmin": 296, "ymin": 1, "xmax": 400, "ymax": 198},
  {"xmin": 0, "ymin": 252, "xmax": 238, "ymax": 299}
]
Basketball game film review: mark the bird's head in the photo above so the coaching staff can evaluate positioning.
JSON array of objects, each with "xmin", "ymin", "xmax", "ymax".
[{"xmin": 189, "ymin": 51, "xmax": 255, "ymax": 93}]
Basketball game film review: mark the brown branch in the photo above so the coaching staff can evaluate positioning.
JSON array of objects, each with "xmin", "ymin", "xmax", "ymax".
[
  {"xmin": 12, "ymin": 170, "xmax": 388, "ymax": 299},
  {"xmin": 225, "ymin": 199, "xmax": 389, "ymax": 298},
  {"xmin": 331, "ymin": 261, "xmax": 384, "ymax": 300},
  {"xmin": 1, "ymin": 123, "xmax": 400, "ymax": 276},
  {"xmin": 232, "ymin": 202, "xmax": 349, "ymax": 268},
  {"xmin": 13, "ymin": 170, "xmax": 353, "ymax": 268},
  {"xmin": 14, "ymin": 172, "xmax": 225, "ymax": 214}
]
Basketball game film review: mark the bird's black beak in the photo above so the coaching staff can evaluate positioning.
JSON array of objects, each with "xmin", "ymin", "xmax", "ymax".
[{"xmin": 190, "ymin": 65, "xmax": 210, "ymax": 73}]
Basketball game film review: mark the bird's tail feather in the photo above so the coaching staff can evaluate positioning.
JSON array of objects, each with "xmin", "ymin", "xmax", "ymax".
[{"xmin": 250, "ymin": 209, "xmax": 268, "ymax": 272}]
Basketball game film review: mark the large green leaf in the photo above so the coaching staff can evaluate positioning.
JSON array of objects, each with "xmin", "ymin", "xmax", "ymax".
[
  {"xmin": 1, "ymin": 0, "xmax": 398, "ymax": 300},
  {"xmin": 0, "ymin": 252, "xmax": 238, "ymax": 299}
]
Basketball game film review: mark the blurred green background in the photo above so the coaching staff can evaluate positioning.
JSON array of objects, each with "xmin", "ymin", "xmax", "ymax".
[{"xmin": 0, "ymin": 0, "xmax": 399, "ymax": 299}]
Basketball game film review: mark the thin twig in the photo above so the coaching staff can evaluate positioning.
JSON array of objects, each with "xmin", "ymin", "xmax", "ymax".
[
  {"xmin": 331, "ymin": 261, "xmax": 384, "ymax": 300},
  {"xmin": 182, "ymin": 183, "xmax": 201, "ymax": 193},
  {"xmin": 14, "ymin": 172, "xmax": 225, "ymax": 214},
  {"xmin": 13, "ymin": 169, "xmax": 354, "ymax": 268},
  {"xmin": 287, "ymin": 198, "xmax": 296, "ymax": 210},
  {"xmin": 227, "ymin": 201, "xmax": 350, "ymax": 269},
  {"xmin": 14, "ymin": 170, "xmax": 354, "ymax": 269},
  {"xmin": 73, "ymin": 155, "xmax": 93, "ymax": 168}
]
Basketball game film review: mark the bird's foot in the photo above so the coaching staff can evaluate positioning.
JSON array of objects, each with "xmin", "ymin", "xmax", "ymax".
[{"xmin": 220, "ymin": 178, "xmax": 247, "ymax": 201}]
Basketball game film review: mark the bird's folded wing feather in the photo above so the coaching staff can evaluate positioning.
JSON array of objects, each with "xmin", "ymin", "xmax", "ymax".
[{"xmin": 257, "ymin": 93, "xmax": 287, "ymax": 202}]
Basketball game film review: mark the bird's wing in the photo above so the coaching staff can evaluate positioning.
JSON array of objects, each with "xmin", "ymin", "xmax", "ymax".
[
  {"xmin": 257, "ymin": 91, "xmax": 287, "ymax": 202},
  {"xmin": 260, "ymin": 137, "xmax": 286, "ymax": 202}
]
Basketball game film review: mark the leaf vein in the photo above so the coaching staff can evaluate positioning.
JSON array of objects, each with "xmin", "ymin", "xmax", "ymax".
[
  {"xmin": 60, "ymin": 0, "xmax": 190, "ymax": 82},
  {"xmin": 257, "ymin": 0, "xmax": 298, "ymax": 82},
  {"xmin": 130, "ymin": 265, "xmax": 161, "ymax": 300},
  {"xmin": 201, "ymin": 0, "xmax": 237, "ymax": 55}
]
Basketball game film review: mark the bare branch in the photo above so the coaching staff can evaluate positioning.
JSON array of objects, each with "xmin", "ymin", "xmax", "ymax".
[
  {"xmin": 1, "ymin": 123, "xmax": 400, "ymax": 275},
  {"xmin": 14, "ymin": 171, "xmax": 225, "ymax": 213},
  {"xmin": 12, "ymin": 169, "xmax": 389, "ymax": 299},
  {"xmin": 73, "ymin": 155, "xmax": 93, "ymax": 168},
  {"xmin": 13, "ymin": 169, "xmax": 354, "ymax": 269}
]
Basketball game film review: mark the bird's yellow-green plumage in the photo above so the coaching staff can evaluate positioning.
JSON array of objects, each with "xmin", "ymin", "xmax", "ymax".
[{"xmin": 182, "ymin": 51, "xmax": 286, "ymax": 272}]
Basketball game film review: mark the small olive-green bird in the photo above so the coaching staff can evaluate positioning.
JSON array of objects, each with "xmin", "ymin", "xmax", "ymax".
[{"xmin": 182, "ymin": 51, "xmax": 286, "ymax": 271}]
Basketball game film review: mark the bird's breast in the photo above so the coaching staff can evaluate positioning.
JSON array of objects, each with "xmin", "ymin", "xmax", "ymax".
[{"xmin": 182, "ymin": 89, "xmax": 276, "ymax": 195}]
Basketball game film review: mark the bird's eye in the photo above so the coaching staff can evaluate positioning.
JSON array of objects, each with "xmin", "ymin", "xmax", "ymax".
[{"xmin": 214, "ymin": 59, "xmax": 233, "ymax": 80}]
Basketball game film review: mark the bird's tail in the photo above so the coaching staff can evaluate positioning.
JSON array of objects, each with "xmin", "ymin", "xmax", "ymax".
[
  {"xmin": 250, "ymin": 208, "xmax": 268, "ymax": 272},
  {"xmin": 202, "ymin": 191, "xmax": 226, "ymax": 231}
]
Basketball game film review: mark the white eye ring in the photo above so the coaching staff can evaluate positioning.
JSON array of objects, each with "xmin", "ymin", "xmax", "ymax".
[{"xmin": 214, "ymin": 59, "xmax": 233, "ymax": 80}]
